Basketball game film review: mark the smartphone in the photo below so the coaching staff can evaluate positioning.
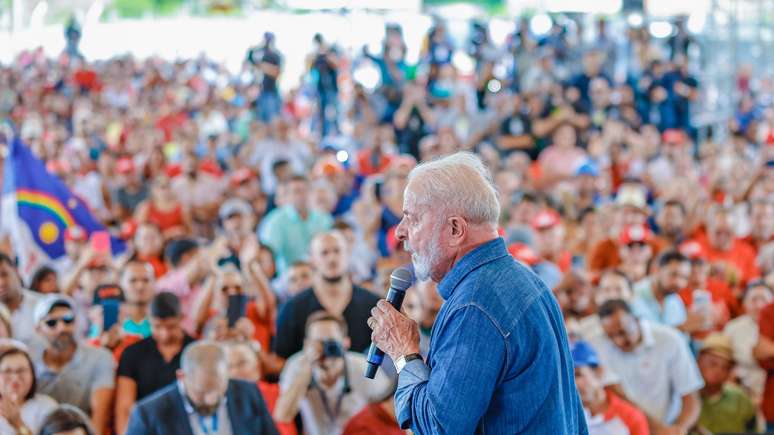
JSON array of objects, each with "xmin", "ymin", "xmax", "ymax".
[
  {"xmin": 102, "ymin": 300, "xmax": 120, "ymax": 331},
  {"xmin": 227, "ymin": 294, "xmax": 248, "ymax": 327},
  {"xmin": 90, "ymin": 231, "xmax": 111, "ymax": 255}
]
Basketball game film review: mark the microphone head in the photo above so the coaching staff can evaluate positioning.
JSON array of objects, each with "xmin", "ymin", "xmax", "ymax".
[{"xmin": 390, "ymin": 266, "xmax": 414, "ymax": 291}]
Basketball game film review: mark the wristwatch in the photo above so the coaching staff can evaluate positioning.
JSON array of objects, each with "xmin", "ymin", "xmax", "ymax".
[{"xmin": 395, "ymin": 353, "xmax": 422, "ymax": 374}]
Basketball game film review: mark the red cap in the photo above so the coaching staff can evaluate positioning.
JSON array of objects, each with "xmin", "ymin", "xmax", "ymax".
[
  {"xmin": 230, "ymin": 168, "xmax": 255, "ymax": 187},
  {"xmin": 662, "ymin": 129, "xmax": 687, "ymax": 145},
  {"xmin": 116, "ymin": 157, "xmax": 135, "ymax": 175},
  {"xmin": 531, "ymin": 209, "xmax": 561, "ymax": 230},
  {"xmin": 679, "ymin": 240, "xmax": 706, "ymax": 261},
  {"xmin": 198, "ymin": 160, "xmax": 223, "ymax": 178},
  {"xmin": 64, "ymin": 226, "xmax": 87, "ymax": 242},
  {"xmin": 619, "ymin": 224, "xmax": 653, "ymax": 245},
  {"xmin": 313, "ymin": 158, "xmax": 344, "ymax": 178},
  {"xmin": 508, "ymin": 243, "xmax": 541, "ymax": 266},
  {"xmin": 165, "ymin": 164, "xmax": 182, "ymax": 178},
  {"xmin": 119, "ymin": 219, "xmax": 138, "ymax": 241}
]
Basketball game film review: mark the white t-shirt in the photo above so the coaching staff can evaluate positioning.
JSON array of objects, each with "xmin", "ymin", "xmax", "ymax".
[
  {"xmin": 590, "ymin": 321, "xmax": 704, "ymax": 425},
  {"xmin": 0, "ymin": 394, "xmax": 57, "ymax": 434},
  {"xmin": 279, "ymin": 352, "xmax": 391, "ymax": 435},
  {"xmin": 724, "ymin": 314, "xmax": 765, "ymax": 398}
]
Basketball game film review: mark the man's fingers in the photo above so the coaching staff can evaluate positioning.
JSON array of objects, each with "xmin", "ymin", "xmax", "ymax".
[{"xmin": 376, "ymin": 299, "xmax": 395, "ymax": 313}]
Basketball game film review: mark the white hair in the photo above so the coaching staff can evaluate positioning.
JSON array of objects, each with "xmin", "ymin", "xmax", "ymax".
[
  {"xmin": 407, "ymin": 152, "xmax": 500, "ymax": 225},
  {"xmin": 181, "ymin": 340, "xmax": 227, "ymax": 374}
]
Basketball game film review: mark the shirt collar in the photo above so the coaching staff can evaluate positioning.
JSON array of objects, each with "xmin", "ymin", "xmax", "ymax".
[
  {"xmin": 438, "ymin": 238, "xmax": 509, "ymax": 300},
  {"xmin": 638, "ymin": 320, "xmax": 655, "ymax": 349}
]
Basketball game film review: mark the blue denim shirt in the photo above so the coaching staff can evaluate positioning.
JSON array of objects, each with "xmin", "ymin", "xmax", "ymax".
[{"xmin": 395, "ymin": 238, "xmax": 588, "ymax": 434}]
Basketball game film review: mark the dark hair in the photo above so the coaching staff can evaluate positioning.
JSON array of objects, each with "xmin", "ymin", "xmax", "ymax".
[
  {"xmin": 257, "ymin": 244, "xmax": 278, "ymax": 279},
  {"xmin": 38, "ymin": 404, "xmax": 96, "ymax": 435},
  {"xmin": 656, "ymin": 250, "xmax": 689, "ymax": 268},
  {"xmin": 271, "ymin": 159, "xmax": 290, "ymax": 173},
  {"xmin": 0, "ymin": 253, "xmax": 15, "ymax": 268},
  {"xmin": 0, "ymin": 347, "xmax": 37, "ymax": 401},
  {"xmin": 662, "ymin": 199, "xmax": 686, "ymax": 215},
  {"xmin": 150, "ymin": 292, "xmax": 181, "ymax": 319},
  {"xmin": 332, "ymin": 220, "xmax": 352, "ymax": 231},
  {"xmin": 164, "ymin": 238, "xmax": 198, "ymax": 268},
  {"xmin": 305, "ymin": 311, "xmax": 349, "ymax": 336},
  {"xmin": 29, "ymin": 265, "xmax": 57, "ymax": 292},
  {"xmin": 598, "ymin": 299, "xmax": 632, "ymax": 319},
  {"xmin": 287, "ymin": 174, "xmax": 309, "ymax": 185},
  {"xmin": 744, "ymin": 280, "xmax": 774, "ymax": 298}
]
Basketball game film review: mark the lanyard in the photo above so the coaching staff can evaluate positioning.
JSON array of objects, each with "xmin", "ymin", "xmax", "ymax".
[
  {"xmin": 311, "ymin": 381, "xmax": 345, "ymax": 424},
  {"xmin": 197, "ymin": 413, "xmax": 219, "ymax": 435}
]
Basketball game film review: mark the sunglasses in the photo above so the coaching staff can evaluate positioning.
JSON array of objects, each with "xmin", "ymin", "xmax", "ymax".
[{"xmin": 44, "ymin": 314, "xmax": 75, "ymax": 329}]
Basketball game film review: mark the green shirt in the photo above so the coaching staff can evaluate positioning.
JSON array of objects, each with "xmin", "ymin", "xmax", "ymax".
[
  {"xmin": 259, "ymin": 205, "xmax": 333, "ymax": 274},
  {"xmin": 122, "ymin": 317, "xmax": 151, "ymax": 338},
  {"xmin": 699, "ymin": 384, "xmax": 756, "ymax": 433}
]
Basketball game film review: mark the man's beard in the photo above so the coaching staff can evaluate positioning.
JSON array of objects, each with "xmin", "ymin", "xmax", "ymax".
[
  {"xmin": 406, "ymin": 225, "xmax": 442, "ymax": 282},
  {"xmin": 51, "ymin": 332, "xmax": 77, "ymax": 352},
  {"xmin": 190, "ymin": 398, "xmax": 220, "ymax": 416},
  {"xmin": 321, "ymin": 275, "xmax": 344, "ymax": 284}
]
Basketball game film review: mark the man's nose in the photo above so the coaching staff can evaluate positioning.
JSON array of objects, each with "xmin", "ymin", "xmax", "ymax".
[{"xmin": 395, "ymin": 220, "xmax": 407, "ymax": 241}]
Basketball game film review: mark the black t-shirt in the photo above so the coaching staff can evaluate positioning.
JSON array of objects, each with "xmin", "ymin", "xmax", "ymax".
[
  {"xmin": 117, "ymin": 334, "xmax": 195, "ymax": 400},
  {"xmin": 274, "ymin": 286, "xmax": 380, "ymax": 359}
]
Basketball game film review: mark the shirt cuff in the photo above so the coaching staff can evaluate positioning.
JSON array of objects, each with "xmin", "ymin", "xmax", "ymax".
[{"xmin": 395, "ymin": 358, "xmax": 431, "ymax": 430}]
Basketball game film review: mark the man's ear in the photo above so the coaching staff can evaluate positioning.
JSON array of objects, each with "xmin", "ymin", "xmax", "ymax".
[
  {"xmin": 344, "ymin": 337, "xmax": 351, "ymax": 350},
  {"xmin": 176, "ymin": 369, "xmax": 184, "ymax": 381},
  {"xmin": 447, "ymin": 216, "xmax": 467, "ymax": 245}
]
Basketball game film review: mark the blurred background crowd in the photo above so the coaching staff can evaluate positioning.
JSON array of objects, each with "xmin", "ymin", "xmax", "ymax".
[{"xmin": 0, "ymin": 0, "xmax": 774, "ymax": 434}]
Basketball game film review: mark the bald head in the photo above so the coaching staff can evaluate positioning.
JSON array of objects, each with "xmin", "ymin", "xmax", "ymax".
[
  {"xmin": 406, "ymin": 152, "xmax": 500, "ymax": 226},
  {"xmin": 181, "ymin": 340, "xmax": 227, "ymax": 375}
]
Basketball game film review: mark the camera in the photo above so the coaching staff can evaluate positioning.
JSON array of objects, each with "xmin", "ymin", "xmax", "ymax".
[{"xmin": 321, "ymin": 339, "xmax": 344, "ymax": 358}]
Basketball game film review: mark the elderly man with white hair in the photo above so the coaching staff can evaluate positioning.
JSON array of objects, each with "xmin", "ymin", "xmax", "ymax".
[{"xmin": 368, "ymin": 152, "xmax": 587, "ymax": 434}]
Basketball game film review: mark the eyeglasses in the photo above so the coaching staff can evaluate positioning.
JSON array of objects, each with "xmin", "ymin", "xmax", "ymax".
[
  {"xmin": 44, "ymin": 314, "xmax": 75, "ymax": 329},
  {"xmin": 0, "ymin": 368, "xmax": 31, "ymax": 377}
]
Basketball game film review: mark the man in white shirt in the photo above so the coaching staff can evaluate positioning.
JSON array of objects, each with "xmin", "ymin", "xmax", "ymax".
[
  {"xmin": 0, "ymin": 254, "xmax": 42, "ymax": 346},
  {"xmin": 274, "ymin": 312, "xmax": 392, "ymax": 435},
  {"xmin": 590, "ymin": 299, "xmax": 703, "ymax": 434}
]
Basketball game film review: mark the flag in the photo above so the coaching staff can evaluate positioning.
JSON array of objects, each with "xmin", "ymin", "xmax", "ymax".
[{"xmin": 1, "ymin": 137, "xmax": 125, "ymax": 279}]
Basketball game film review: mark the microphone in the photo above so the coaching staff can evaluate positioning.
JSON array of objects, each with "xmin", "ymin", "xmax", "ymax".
[{"xmin": 364, "ymin": 266, "xmax": 414, "ymax": 379}]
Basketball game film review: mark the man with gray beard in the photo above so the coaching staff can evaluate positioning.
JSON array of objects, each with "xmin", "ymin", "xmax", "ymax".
[
  {"xmin": 30, "ymin": 294, "xmax": 115, "ymax": 435},
  {"xmin": 368, "ymin": 152, "xmax": 587, "ymax": 434}
]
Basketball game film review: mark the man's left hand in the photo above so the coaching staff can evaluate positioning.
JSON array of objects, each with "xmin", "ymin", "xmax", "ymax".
[{"xmin": 368, "ymin": 300, "xmax": 421, "ymax": 361}]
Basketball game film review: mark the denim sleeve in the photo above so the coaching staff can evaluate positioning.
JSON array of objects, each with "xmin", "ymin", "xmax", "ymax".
[{"xmin": 394, "ymin": 305, "xmax": 506, "ymax": 434}]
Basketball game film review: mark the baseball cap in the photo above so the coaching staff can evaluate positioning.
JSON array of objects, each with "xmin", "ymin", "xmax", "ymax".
[
  {"xmin": 531, "ymin": 209, "xmax": 561, "ymax": 231},
  {"xmin": 116, "ymin": 157, "xmax": 135, "ymax": 175},
  {"xmin": 230, "ymin": 168, "xmax": 255, "ymax": 187},
  {"xmin": 508, "ymin": 243, "xmax": 541, "ymax": 266},
  {"xmin": 120, "ymin": 219, "xmax": 138, "ymax": 241},
  {"xmin": 64, "ymin": 226, "xmax": 87, "ymax": 243},
  {"xmin": 570, "ymin": 341, "xmax": 600, "ymax": 368},
  {"xmin": 575, "ymin": 161, "xmax": 599, "ymax": 177},
  {"xmin": 663, "ymin": 129, "xmax": 687, "ymax": 146},
  {"xmin": 92, "ymin": 284, "xmax": 125, "ymax": 305},
  {"xmin": 313, "ymin": 158, "xmax": 344, "ymax": 178},
  {"xmin": 699, "ymin": 333, "xmax": 734, "ymax": 362},
  {"xmin": 218, "ymin": 198, "xmax": 253, "ymax": 221},
  {"xmin": 678, "ymin": 240, "xmax": 706, "ymax": 262},
  {"xmin": 619, "ymin": 224, "xmax": 653, "ymax": 245},
  {"xmin": 34, "ymin": 294, "xmax": 76, "ymax": 325},
  {"xmin": 615, "ymin": 185, "xmax": 648, "ymax": 211}
]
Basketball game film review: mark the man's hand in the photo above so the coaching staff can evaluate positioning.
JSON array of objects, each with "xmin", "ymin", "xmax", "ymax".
[{"xmin": 368, "ymin": 300, "xmax": 421, "ymax": 361}]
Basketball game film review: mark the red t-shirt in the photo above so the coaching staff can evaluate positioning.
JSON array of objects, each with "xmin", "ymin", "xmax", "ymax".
[
  {"xmin": 342, "ymin": 403, "xmax": 403, "ymax": 435},
  {"xmin": 603, "ymin": 390, "xmax": 649, "ymax": 435},
  {"xmin": 758, "ymin": 302, "xmax": 774, "ymax": 421},
  {"xmin": 693, "ymin": 234, "xmax": 761, "ymax": 286},
  {"xmin": 258, "ymin": 382, "xmax": 297, "ymax": 435}
]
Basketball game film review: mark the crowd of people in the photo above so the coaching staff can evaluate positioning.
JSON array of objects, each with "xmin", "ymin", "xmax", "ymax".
[{"xmin": 0, "ymin": 11, "xmax": 772, "ymax": 435}]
